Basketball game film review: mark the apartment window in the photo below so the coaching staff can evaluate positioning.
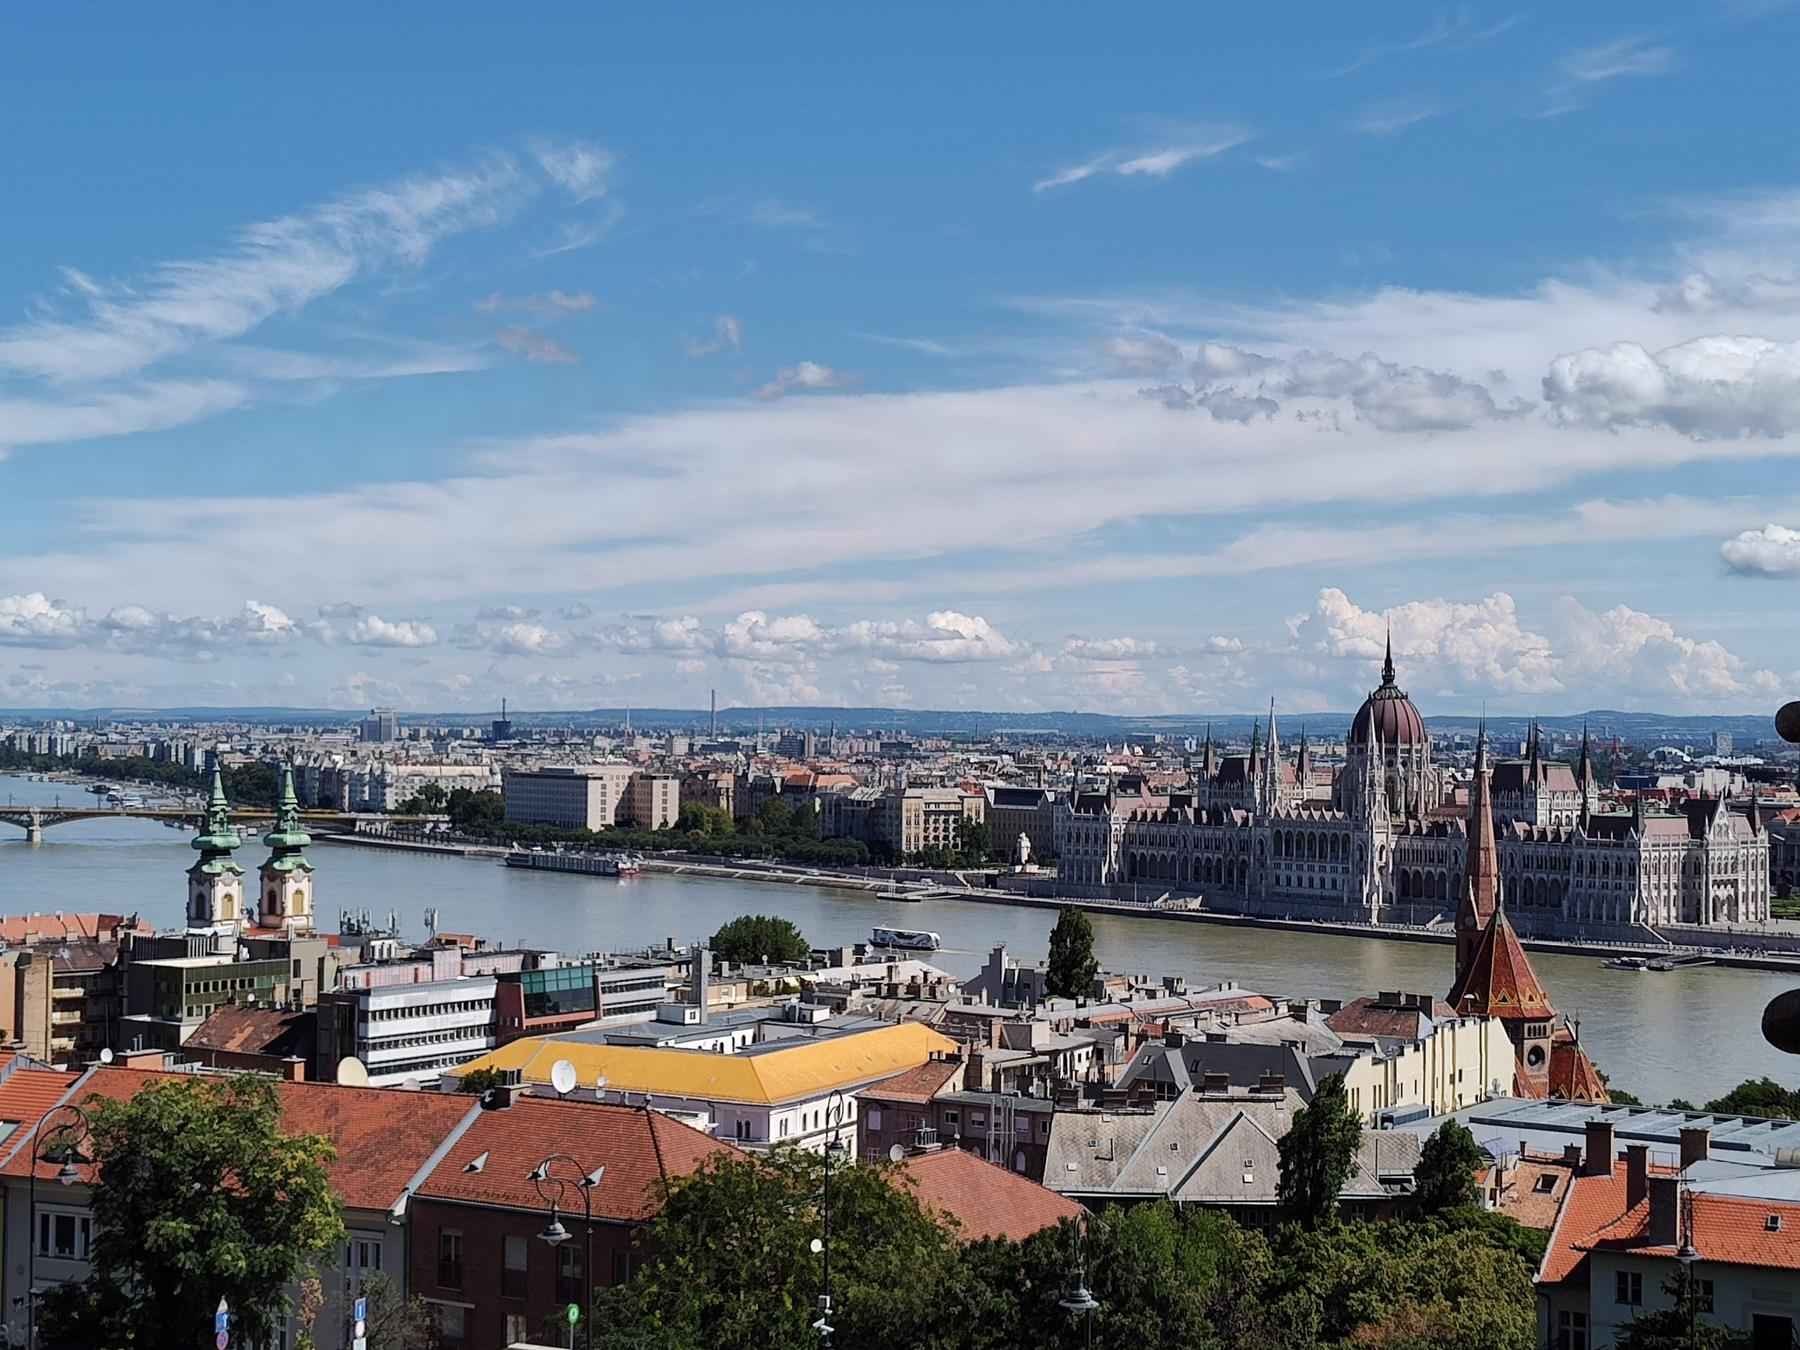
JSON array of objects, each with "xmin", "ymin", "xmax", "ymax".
[
  {"xmin": 1534, "ymin": 1174, "xmax": 1558, "ymax": 1194},
  {"xmin": 556, "ymin": 1243, "xmax": 585, "ymax": 1307},
  {"xmin": 1615, "ymin": 1271, "xmax": 1642, "ymax": 1306},
  {"xmin": 436, "ymin": 1304, "xmax": 467, "ymax": 1350},
  {"xmin": 502, "ymin": 1234, "xmax": 528, "ymax": 1299},
  {"xmin": 1556, "ymin": 1310, "xmax": 1588, "ymax": 1350},
  {"xmin": 866, "ymin": 1108, "xmax": 882, "ymax": 1131},
  {"xmin": 36, "ymin": 1209, "xmax": 91, "ymax": 1261},
  {"xmin": 942, "ymin": 1109, "xmax": 959, "ymax": 1126},
  {"xmin": 347, "ymin": 1236, "xmax": 382, "ymax": 1280},
  {"xmin": 437, "ymin": 1229, "xmax": 464, "ymax": 1290},
  {"xmin": 504, "ymin": 1314, "xmax": 529, "ymax": 1345},
  {"xmin": 1692, "ymin": 1278, "xmax": 1715, "ymax": 1314}
]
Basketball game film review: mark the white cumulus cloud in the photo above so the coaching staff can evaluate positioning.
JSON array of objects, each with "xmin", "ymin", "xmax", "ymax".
[{"xmin": 1721, "ymin": 523, "xmax": 1800, "ymax": 576}]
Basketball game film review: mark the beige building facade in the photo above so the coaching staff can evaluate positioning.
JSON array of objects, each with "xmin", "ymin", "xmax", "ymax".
[{"xmin": 503, "ymin": 763, "xmax": 635, "ymax": 831}]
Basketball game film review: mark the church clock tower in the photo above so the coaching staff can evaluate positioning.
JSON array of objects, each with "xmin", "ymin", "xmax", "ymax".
[
  {"xmin": 187, "ymin": 766, "xmax": 244, "ymax": 931},
  {"xmin": 258, "ymin": 767, "xmax": 315, "ymax": 934}
]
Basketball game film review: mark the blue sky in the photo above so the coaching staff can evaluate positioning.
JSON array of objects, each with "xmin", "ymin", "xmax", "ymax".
[{"xmin": 6, "ymin": 2, "xmax": 1800, "ymax": 715}]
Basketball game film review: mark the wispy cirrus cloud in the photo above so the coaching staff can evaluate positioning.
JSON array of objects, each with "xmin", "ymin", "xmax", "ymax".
[
  {"xmin": 0, "ymin": 154, "xmax": 533, "ymax": 385},
  {"xmin": 1351, "ymin": 99, "xmax": 1442, "ymax": 136},
  {"xmin": 530, "ymin": 140, "xmax": 615, "ymax": 203},
  {"xmin": 1562, "ymin": 34, "xmax": 1674, "ymax": 83},
  {"xmin": 475, "ymin": 289, "xmax": 596, "ymax": 316},
  {"xmin": 1033, "ymin": 125, "xmax": 1251, "ymax": 192},
  {"xmin": 496, "ymin": 327, "xmax": 579, "ymax": 365},
  {"xmin": 1326, "ymin": 10, "xmax": 1523, "ymax": 77},
  {"xmin": 686, "ymin": 314, "xmax": 744, "ymax": 358},
  {"xmin": 753, "ymin": 360, "xmax": 850, "ymax": 400}
]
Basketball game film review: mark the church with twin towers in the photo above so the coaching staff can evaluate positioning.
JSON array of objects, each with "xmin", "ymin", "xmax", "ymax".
[{"xmin": 1054, "ymin": 641, "xmax": 1770, "ymax": 938}]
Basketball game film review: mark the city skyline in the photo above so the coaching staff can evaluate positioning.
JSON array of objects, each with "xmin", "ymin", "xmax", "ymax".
[{"xmin": 8, "ymin": 5, "xmax": 1800, "ymax": 714}]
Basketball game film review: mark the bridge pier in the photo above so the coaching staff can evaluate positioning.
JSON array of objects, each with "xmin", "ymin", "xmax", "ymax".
[{"xmin": 24, "ymin": 823, "xmax": 42, "ymax": 845}]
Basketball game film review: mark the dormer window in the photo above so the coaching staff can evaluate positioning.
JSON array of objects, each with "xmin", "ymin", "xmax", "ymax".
[{"xmin": 1768, "ymin": 1214, "xmax": 1783, "ymax": 1233}]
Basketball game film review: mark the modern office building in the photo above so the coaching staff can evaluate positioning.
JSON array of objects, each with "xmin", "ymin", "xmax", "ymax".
[{"xmin": 502, "ymin": 764, "xmax": 635, "ymax": 831}]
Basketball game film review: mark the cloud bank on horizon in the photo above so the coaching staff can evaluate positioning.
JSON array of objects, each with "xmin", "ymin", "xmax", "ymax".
[{"xmin": 3, "ymin": 4, "xmax": 1800, "ymax": 716}]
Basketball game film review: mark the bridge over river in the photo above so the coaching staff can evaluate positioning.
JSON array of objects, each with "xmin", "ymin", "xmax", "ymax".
[{"xmin": 0, "ymin": 805, "xmax": 426, "ymax": 844}]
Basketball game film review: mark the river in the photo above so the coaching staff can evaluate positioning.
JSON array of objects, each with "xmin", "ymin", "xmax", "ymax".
[{"xmin": 1, "ymin": 773, "xmax": 1795, "ymax": 1106}]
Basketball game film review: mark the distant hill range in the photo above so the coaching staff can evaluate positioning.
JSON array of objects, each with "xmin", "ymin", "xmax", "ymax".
[{"xmin": 1, "ymin": 703, "xmax": 1786, "ymax": 745}]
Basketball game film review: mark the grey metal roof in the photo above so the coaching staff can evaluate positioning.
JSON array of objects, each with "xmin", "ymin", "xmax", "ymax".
[{"xmin": 1388, "ymin": 1097, "xmax": 1800, "ymax": 1164}]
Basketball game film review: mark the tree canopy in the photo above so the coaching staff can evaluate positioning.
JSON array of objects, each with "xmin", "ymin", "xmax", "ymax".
[
  {"xmin": 1044, "ymin": 907, "xmax": 1099, "ymax": 998},
  {"xmin": 1414, "ymin": 1119, "xmax": 1486, "ymax": 1215},
  {"xmin": 591, "ymin": 1151, "xmax": 1542, "ymax": 1350},
  {"xmin": 710, "ymin": 914, "xmax": 813, "ymax": 965},
  {"xmin": 37, "ymin": 1075, "xmax": 344, "ymax": 1350},
  {"xmin": 1278, "ymin": 1072, "xmax": 1364, "ymax": 1229},
  {"xmin": 1702, "ymin": 1077, "xmax": 1800, "ymax": 1119}
]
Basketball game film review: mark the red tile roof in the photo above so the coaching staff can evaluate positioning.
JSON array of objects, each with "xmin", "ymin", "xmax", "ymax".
[
  {"xmin": 860, "ymin": 1059, "xmax": 963, "ymax": 1104},
  {"xmin": 0, "ymin": 1066, "xmax": 82, "ymax": 1142},
  {"xmin": 1538, "ymin": 1160, "xmax": 1800, "ymax": 1287},
  {"xmin": 1450, "ymin": 908, "xmax": 1553, "ymax": 1021},
  {"xmin": 0, "ymin": 1067, "xmax": 478, "ymax": 1210},
  {"xmin": 1326, "ymin": 995, "xmax": 1458, "ymax": 1040},
  {"xmin": 0, "ymin": 914, "xmax": 143, "ymax": 944},
  {"xmin": 185, "ymin": 1006, "xmax": 313, "ymax": 1057},
  {"xmin": 896, "ymin": 1148, "xmax": 1083, "ymax": 1242},
  {"xmin": 416, "ymin": 1096, "xmax": 737, "ymax": 1222},
  {"xmin": 1547, "ymin": 1027, "xmax": 1609, "ymax": 1103}
]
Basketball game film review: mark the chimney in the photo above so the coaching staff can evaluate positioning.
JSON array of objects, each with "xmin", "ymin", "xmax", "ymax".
[
  {"xmin": 1647, "ymin": 1176, "xmax": 1680, "ymax": 1245},
  {"xmin": 691, "ymin": 945, "xmax": 710, "ymax": 1024},
  {"xmin": 1563, "ymin": 1144, "xmax": 1584, "ymax": 1169},
  {"xmin": 1681, "ymin": 1126, "xmax": 1711, "ymax": 1170},
  {"xmin": 1200, "ymin": 1071, "xmax": 1231, "ymax": 1093},
  {"xmin": 1583, "ymin": 1120, "xmax": 1616, "ymax": 1176},
  {"xmin": 1257, "ymin": 1072, "xmax": 1286, "ymax": 1095},
  {"xmin": 1165, "ymin": 1028, "xmax": 1186, "ymax": 1050},
  {"xmin": 1626, "ymin": 1144, "xmax": 1649, "ymax": 1211}
]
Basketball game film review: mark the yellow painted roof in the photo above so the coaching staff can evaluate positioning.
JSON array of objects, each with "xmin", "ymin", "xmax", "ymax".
[{"xmin": 456, "ymin": 1022, "xmax": 959, "ymax": 1106}]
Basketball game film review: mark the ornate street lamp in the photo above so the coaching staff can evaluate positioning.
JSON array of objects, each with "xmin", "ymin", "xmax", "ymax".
[
  {"xmin": 27, "ymin": 1103, "xmax": 92, "ymax": 1349},
  {"xmin": 815, "ymin": 1089, "xmax": 850, "ymax": 1345},
  {"xmin": 529, "ymin": 1155, "xmax": 604, "ymax": 1349}
]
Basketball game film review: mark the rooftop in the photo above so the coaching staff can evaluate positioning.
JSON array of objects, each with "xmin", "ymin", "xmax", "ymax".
[
  {"xmin": 897, "ymin": 1147, "xmax": 1083, "ymax": 1242},
  {"xmin": 455, "ymin": 1022, "xmax": 959, "ymax": 1105}
]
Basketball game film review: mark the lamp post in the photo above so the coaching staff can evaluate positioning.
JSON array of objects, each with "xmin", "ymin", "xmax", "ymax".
[
  {"xmin": 26, "ymin": 1103, "xmax": 91, "ymax": 1349},
  {"xmin": 815, "ymin": 1089, "xmax": 849, "ymax": 1346},
  {"xmin": 529, "ymin": 1155, "xmax": 604, "ymax": 1350},
  {"xmin": 1676, "ymin": 1183, "xmax": 1700, "ymax": 1350},
  {"xmin": 1057, "ymin": 1212, "xmax": 1100, "ymax": 1350}
]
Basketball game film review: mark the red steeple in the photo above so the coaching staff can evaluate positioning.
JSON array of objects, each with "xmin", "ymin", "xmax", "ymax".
[
  {"xmin": 1455, "ymin": 725, "xmax": 1500, "ymax": 985},
  {"xmin": 1449, "ymin": 905, "xmax": 1553, "ymax": 1020}
]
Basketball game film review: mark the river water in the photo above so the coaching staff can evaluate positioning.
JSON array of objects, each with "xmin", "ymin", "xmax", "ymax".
[{"xmin": 1, "ymin": 773, "xmax": 1795, "ymax": 1106}]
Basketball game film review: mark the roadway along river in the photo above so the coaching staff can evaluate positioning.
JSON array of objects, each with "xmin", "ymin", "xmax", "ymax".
[{"xmin": 1, "ymin": 774, "xmax": 1795, "ymax": 1106}]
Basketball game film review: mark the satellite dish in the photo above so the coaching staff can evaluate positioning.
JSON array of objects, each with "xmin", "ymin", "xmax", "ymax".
[
  {"xmin": 335, "ymin": 1056, "xmax": 371, "ymax": 1088},
  {"xmin": 888, "ymin": 1143, "xmax": 906, "ymax": 1163},
  {"xmin": 98, "ymin": 1048, "xmax": 114, "ymax": 1065},
  {"xmin": 809, "ymin": 1237, "xmax": 824, "ymax": 1254},
  {"xmin": 550, "ymin": 1059, "xmax": 578, "ymax": 1096}
]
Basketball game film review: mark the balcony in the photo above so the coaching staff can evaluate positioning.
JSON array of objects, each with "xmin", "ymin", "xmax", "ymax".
[{"xmin": 50, "ymin": 1010, "xmax": 82, "ymax": 1026}]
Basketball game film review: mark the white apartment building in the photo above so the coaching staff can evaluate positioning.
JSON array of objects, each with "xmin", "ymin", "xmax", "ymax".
[
  {"xmin": 330, "ymin": 976, "xmax": 499, "ymax": 1086},
  {"xmin": 502, "ymin": 763, "xmax": 635, "ymax": 831}
]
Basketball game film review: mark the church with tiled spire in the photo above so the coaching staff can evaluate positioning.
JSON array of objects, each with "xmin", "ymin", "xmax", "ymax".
[
  {"xmin": 257, "ymin": 766, "xmax": 316, "ymax": 935},
  {"xmin": 187, "ymin": 764, "xmax": 245, "ymax": 932},
  {"xmin": 1449, "ymin": 725, "xmax": 1608, "ymax": 1101}
]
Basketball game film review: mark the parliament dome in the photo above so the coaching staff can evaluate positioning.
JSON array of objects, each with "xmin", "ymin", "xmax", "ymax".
[{"xmin": 1348, "ymin": 640, "xmax": 1428, "ymax": 747}]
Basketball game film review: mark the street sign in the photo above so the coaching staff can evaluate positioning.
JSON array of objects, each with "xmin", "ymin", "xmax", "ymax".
[
  {"xmin": 567, "ymin": 1302, "xmax": 581, "ymax": 1325},
  {"xmin": 215, "ymin": 1334, "xmax": 228, "ymax": 1350},
  {"xmin": 215, "ymin": 1299, "xmax": 230, "ymax": 1335},
  {"xmin": 353, "ymin": 1320, "xmax": 366, "ymax": 1339},
  {"xmin": 353, "ymin": 1296, "xmax": 367, "ymax": 1322},
  {"xmin": 352, "ymin": 1340, "xmax": 366, "ymax": 1350}
]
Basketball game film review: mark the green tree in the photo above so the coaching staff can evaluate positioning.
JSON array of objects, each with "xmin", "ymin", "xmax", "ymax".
[
  {"xmin": 358, "ymin": 1271, "xmax": 442, "ymax": 1350},
  {"xmin": 398, "ymin": 782, "xmax": 449, "ymax": 814},
  {"xmin": 1703, "ymin": 1077, "xmax": 1800, "ymax": 1119},
  {"xmin": 446, "ymin": 787, "xmax": 505, "ymax": 833},
  {"xmin": 1414, "ymin": 1120, "xmax": 1486, "ymax": 1215},
  {"xmin": 591, "ymin": 1151, "xmax": 963, "ymax": 1350},
  {"xmin": 955, "ymin": 817, "xmax": 992, "ymax": 865},
  {"xmin": 457, "ymin": 1066, "xmax": 508, "ymax": 1096},
  {"xmin": 677, "ymin": 801, "xmax": 733, "ymax": 836},
  {"xmin": 1044, "ymin": 907, "xmax": 1098, "ymax": 998},
  {"xmin": 36, "ymin": 1075, "xmax": 344, "ymax": 1350},
  {"xmin": 1277, "ymin": 1072, "xmax": 1363, "ymax": 1229},
  {"xmin": 1612, "ymin": 1266, "xmax": 1752, "ymax": 1349},
  {"xmin": 709, "ymin": 914, "xmax": 812, "ymax": 965},
  {"xmin": 753, "ymin": 797, "xmax": 795, "ymax": 837}
]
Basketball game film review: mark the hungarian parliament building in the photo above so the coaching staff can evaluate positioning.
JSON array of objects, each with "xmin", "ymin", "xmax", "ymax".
[{"xmin": 1054, "ymin": 645, "xmax": 1771, "ymax": 936}]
